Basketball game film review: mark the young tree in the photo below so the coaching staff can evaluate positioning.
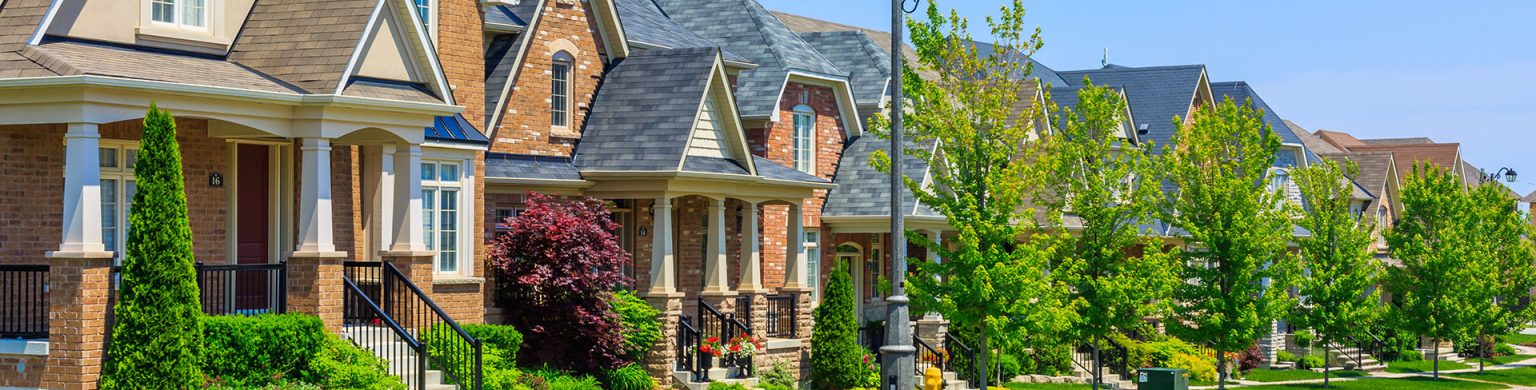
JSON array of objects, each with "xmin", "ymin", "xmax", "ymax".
[
  {"xmin": 1031, "ymin": 83, "xmax": 1177, "ymax": 389},
  {"xmin": 100, "ymin": 104, "xmax": 205, "ymax": 389},
  {"xmin": 810, "ymin": 264, "xmax": 863, "ymax": 389},
  {"xmin": 1386, "ymin": 163, "xmax": 1481, "ymax": 379},
  {"xmin": 1291, "ymin": 159, "xmax": 1381, "ymax": 388},
  {"xmin": 1161, "ymin": 98, "xmax": 1297, "ymax": 390},
  {"xmin": 491, "ymin": 192, "xmax": 631, "ymax": 373},
  {"xmin": 1462, "ymin": 181, "xmax": 1536, "ymax": 372},
  {"xmin": 873, "ymin": 1, "xmax": 1075, "ymax": 388}
]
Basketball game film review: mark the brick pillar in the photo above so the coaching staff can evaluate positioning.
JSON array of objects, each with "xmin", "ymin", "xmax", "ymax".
[
  {"xmin": 42, "ymin": 253, "xmax": 113, "ymax": 390},
  {"xmin": 287, "ymin": 253, "xmax": 346, "ymax": 333},
  {"xmin": 642, "ymin": 292, "xmax": 684, "ymax": 386},
  {"xmin": 383, "ymin": 252, "xmax": 435, "ymax": 328}
]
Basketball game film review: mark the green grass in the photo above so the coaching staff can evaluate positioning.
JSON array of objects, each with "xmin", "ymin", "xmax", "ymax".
[
  {"xmin": 1238, "ymin": 377, "xmax": 1507, "ymax": 389},
  {"xmin": 1386, "ymin": 358, "xmax": 1473, "ymax": 373},
  {"xmin": 1478, "ymin": 354, "xmax": 1536, "ymax": 365},
  {"xmin": 1188, "ymin": 379, "xmax": 1238, "ymax": 386},
  {"xmin": 1239, "ymin": 368, "xmax": 1367, "ymax": 383},
  {"xmin": 1449, "ymin": 366, "xmax": 1536, "ymax": 386},
  {"xmin": 1002, "ymin": 383, "xmax": 1091, "ymax": 390},
  {"xmin": 1500, "ymin": 333, "xmax": 1536, "ymax": 346}
]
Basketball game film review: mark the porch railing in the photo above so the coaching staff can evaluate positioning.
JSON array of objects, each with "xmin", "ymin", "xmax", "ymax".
[
  {"xmin": 945, "ymin": 333, "xmax": 981, "ymax": 389},
  {"xmin": 344, "ymin": 262, "xmax": 482, "ymax": 390},
  {"xmin": 915, "ymin": 335, "xmax": 947, "ymax": 376},
  {"xmin": 764, "ymin": 293, "xmax": 798, "ymax": 338},
  {"xmin": 676, "ymin": 314, "xmax": 709, "ymax": 382},
  {"xmin": 104, "ymin": 262, "xmax": 289, "ymax": 364},
  {"xmin": 696, "ymin": 297, "xmax": 754, "ymax": 378},
  {"xmin": 0, "ymin": 265, "xmax": 48, "ymax": 339}
]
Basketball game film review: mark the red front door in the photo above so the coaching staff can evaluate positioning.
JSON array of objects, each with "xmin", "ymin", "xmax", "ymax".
[{"xmin": 236, "ymin": 144, "xmax": 270, "ymax": 311}]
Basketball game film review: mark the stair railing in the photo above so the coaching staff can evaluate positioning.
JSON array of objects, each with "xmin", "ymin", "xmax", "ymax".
[
  {"xmin": 1073, "ymin": 344, "xmax": 1097, "ymax": 386},
  {"xmin": 343, "ymin": 276, "xmax": 426, "ymax": 389},
  {"xmin": 1104, "ymin": 336, "xmax": 1132, "ymax": 383},
  {"xmin": 914, "ymin": 335, "xmax": 947, "ymax": 376},
  {"xmin": 697, "ymin": 297, "xmax": 754, "ymax": 378},
  {"xmin": 344, "ymin": 262, "xmax": 483, "ymax": 390},
  {"xmin": 677, "ymin": 314, "xmax": 709, "ymax": 383},
  {"xmin": 944, "ymin": 333, "xmax": 980, "ymax": 389}
]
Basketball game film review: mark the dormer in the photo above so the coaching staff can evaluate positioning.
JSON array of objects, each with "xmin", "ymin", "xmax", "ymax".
[{"xmin": 43, "ymin": 0, "xmax": 258, "ymax": 54}]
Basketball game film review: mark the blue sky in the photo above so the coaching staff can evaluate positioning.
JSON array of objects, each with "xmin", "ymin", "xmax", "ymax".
[{"xmin": 760, "ymin": 0, "xmax": 1536, "ymax": 196}]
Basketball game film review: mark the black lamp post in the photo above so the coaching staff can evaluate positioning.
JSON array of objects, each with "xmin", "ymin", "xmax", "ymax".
[{"xmin": 1481, "ymin": 167, "xmax": 1518, "ymax": 184}]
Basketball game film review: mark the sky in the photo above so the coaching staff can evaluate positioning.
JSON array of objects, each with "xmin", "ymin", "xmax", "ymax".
[{"xmin": 760, "ymin": 0, "xmax": 1536, "ymax": 197}]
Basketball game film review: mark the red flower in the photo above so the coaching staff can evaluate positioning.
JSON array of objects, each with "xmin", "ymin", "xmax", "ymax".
[{"xmin": 730, "ymin": 344, "xmax": 742, "ymax": 352}]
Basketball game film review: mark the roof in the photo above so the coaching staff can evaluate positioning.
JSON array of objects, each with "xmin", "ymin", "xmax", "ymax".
[
  {"xmin": 0, "ymin": 0, "xmax": 58, "ymax": 77},
  {"xmin": 768, "ymin": 10, "xmax": 937, "ymax": 81},
  {"xmin": 683, "ymin": 156, "xmax": 749, "ymax": 175},
  {"xmin": 1314, "ymin": 130, "xmax": 1366, "ymax": 150},
  {"xmin": 614, "ymin": 0, "xmax": 748, "ymax": 64},
  {"xmin": 1321, "ymin": 152, "xmax": 1395, "ymax": 203},
  {"xmin": 653, "ymin": 0, "xmax": 846, "ymax": 119},
  {"xmin": 1290, "ymin": 121, "xmax": 1343, "ymax": 154},
  {"xmin": 30, "ymin": 39, "xmax": 305, "ymax": 93},
  {"xmin": 485, "ymin": 153, "xmax": 582, "ymax": 181},
  {"xmin": 823, "ymin": 135, "xmax": 937, "ymax": 217},
  {"xmin": 797, "ymin": 30, "xmax": 890, "ymax": 107},
  {"xmin": 1348, "ymin": 143, "xmax": 1461, "ymax": 185},
  {"xmin": 1058, "ymin": 64, "xmax": 1206, "ymax": 152},
  {"xmin": 974, "ymin": 41, "xmax": 1067, "ymax": 87},
  {"xmin": 484, "ymin": 3, "xmax": 534, "ymax": 29},
  {"xmin": 424, "ymin": 114, "xmax": 489, "ymax": 145},
  {"xmin": 1361, "ymin": 137, "xmax": 1435, "ymax": 145},
  {"xmin": 228, "ymin": 0, "xmax": 378, "ymax": 94},
  {"xmin": 343, "ymin": 77, "xmax": 440, "ymax": 103},
  {"xmin": 1208, "ymin": 81, "xmax": 1300, "ymax": 145},
  {"xmin": 483, "ymin": 31, "xmax": 530, "ymax": 128},
  {"xmin": 574, "ymin": 47, "xmax": 719, "ymax": 172},
  {"xmin": 753, "ymin": 155, "xmax": 829, "ymax": 183},
  {"xmin": 1524, "ymin": 189, "xmax": 1536, "ymax": 203}
]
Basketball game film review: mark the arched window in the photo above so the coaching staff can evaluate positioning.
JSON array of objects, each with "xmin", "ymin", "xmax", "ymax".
[
  {"xmin": 551, "ymin": 51, "xmax": 574, "ymax": 128},
  {"xmin": 792, "ymin": 105, "xmax": 816, "ymax": 174}
]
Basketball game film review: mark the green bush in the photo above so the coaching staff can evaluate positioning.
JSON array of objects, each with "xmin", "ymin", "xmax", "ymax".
[
  {"xmin": 464, "ymin": 323, "xmax": 524, "ymax": 363},
  {"xmin": 1497, "ymin": 343, "xmax": 1518, "ymax": 356},
  {"xmin": 1277, "ymin": 351, "xmax": 1298, "ymax": 363},
  {"xmin": 760, "ymin": 360, "xmax": 799, "ymax": 389},
  {"xmin": 1299, "ymin": 355, "xmax": 1325, "ymax": 370},
  {"xmin": 997, "ymin": 353, "xmax": 1022, "ymax": 381},
  {"xmin": 1293, "ymin": 330, "xmax": 1315, "ymax": 350},
  {"xmin": 1146, "ymin": 338, "xmax": 1199, "ymax": 368},
  {"xmin": 1169, "ymin": 352, "xmax": 1216, "ymax": 382},
  {"xmin": 422, "ymin": 323, "xmax": 526, "ymax": 390},
  {"xmin": 601, "ymin": 363, "xmax": 652, "ymax": 390},
  {"xmin": 202, "ymin": 314, "xmax": 326, "ymax": 386},
  {"xmin": 1110, "ymin": 333, "xmax": 1153, "ymax": 369},
  {"xmin": 707, "ymin": 382, "xmax": 752, "ymax": 390},
  {"xmin": 1397, "ymin": 350, "xmax": 1424, "ymax": 362},
  {"xmin": 307, "ymin": 336, "xmax": 404, "ymax": 390},
  {"xmin": 810, "ymin": 264, "xmax": 864, "ymax": 389},
  {"xmin": 205, "ymin": 379, "xmax": 323, "ymax": 390},
  {"xmin": 612, "ymin": 290, "xmax": 662, "ymax": 363},
  {"xmin": 530, "ymin": 368, "xmax": 603, "ymax": 390},
  {"xmin": 100, "ymin": 104, "xmax": 205, "ymax": 389}
]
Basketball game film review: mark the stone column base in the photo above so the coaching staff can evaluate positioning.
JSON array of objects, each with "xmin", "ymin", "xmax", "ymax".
[
  {"xmin": 43, "ymin": 251, "xmax": 114, "ymax": 390},
  {"xmin": 779, "ymin": 286, "xmax": 815, "ymax": 380},
  {"xmin": 641, "ymin": 292, "xmax": 684, "ymax": 387},
  {"xmin": 915, "ymin": 316, "xmax": 948, "ymax": 347},
  {"xmin": 288, "ymin": 251, "xmax": 348, "ymax": 333}
]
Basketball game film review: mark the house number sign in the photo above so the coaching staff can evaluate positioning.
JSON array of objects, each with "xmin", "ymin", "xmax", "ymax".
[{"xmin": 209, "ymin": 173, "xmax": 224, "ymax": 188}]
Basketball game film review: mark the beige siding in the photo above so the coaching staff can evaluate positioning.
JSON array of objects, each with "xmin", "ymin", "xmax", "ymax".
[
  {"xmin": 686, "ymin": 97, "xmax": 731, "ymax": 159},
  {"xmin": 357, "ymin": 5, "xmax": 420, "ymax": 82}
]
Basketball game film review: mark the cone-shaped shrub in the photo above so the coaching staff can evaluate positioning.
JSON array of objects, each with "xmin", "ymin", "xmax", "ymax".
[
  {"xmin": 100, "ymin": 104, "xmax": 204, "ymax": 389},
  {"xmin": 810, "ymin": 263, "xmax": 862, "ymax": 389}
]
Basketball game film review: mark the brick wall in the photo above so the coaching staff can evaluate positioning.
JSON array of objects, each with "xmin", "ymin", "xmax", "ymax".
[
  {"xmin": 0, "ymin": 354, "xmax": 43, "ymax": 388},
  {"xmin": 331, "ymin": 145, "xmax": 362, "ymax": 260},
  {"xmin": 488, "ymin": 0, "xmax": 607, "ymax": 156},
  {"xmin": 0, "ymin": 124, "xmax": 64, "ymax": 265},
  {"xmin": 748, "ymin": 83, "xmax": 847, "ymax": 290},
  {"xmin": 99, "ymin": 119, "xmax": 230, "ymax": 263},
  {"xmin": 439, "ymin": 0, "xmax": 486, "ymax": 127}
]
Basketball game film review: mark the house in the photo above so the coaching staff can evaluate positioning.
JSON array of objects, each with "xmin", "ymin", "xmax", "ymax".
[{"xmin": 0, "ymin": 0, "xmax": 494, "ymax": 388}]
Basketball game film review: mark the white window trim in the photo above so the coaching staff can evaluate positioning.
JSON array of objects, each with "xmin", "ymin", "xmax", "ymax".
[
  {"xmin": 99, "ymin": 141, "xmax": 139, "ymax": 266},
  {"xmin": 413, "ymin": 0, "xmax": 438, "ymax": 43},
  {"xmin": 792, "ymin": 104, "xmax": 816, "ymax": 174},
  {"xmin": 551, "ymin": 51, "xmax": 575, "ymax": 131},
  {"xmin": 421, "ymin": 151, "xmax": 476, "ymax": 277},
  {"xmin": 137, "ymin": 0, "xmax": 230, "ymax": 48},
  {"xmin": 805, "ymin": 231, "xmax": 820, "ymax": 303}
]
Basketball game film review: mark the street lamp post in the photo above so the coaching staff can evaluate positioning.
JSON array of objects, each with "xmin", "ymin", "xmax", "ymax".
[
  {"xmin": 1481, "ymin": 167, "xmax": 1519, "ymax": 184},
  {"xmin": 880, "ymin": 1, "xmax": 916, "ymax": 390}
]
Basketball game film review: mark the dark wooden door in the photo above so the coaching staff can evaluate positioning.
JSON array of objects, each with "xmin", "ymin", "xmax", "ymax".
[{"xmin": 236, "ymin": 144, "xmax": 270, "ymax": 312}]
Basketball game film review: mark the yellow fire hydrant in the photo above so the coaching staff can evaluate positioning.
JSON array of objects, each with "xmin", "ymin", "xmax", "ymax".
[{"xmin": 924, "ymin": 366, "xmax": 945, "ymax": 390}]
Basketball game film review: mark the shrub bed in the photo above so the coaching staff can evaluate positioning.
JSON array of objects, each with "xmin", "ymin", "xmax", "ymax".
[{"xmin": 201, "ymin": 314, "xmax": 401, "ymax": 389}]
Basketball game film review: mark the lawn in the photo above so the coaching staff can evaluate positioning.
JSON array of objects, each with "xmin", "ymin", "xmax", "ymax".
[
  {"xmin": 1464, "ymin": 354, "xmax": 1536, "ymax": 366},
  {"xmin": 1501, "ymin": 333, "xmax": 1536, "ymax": 346},
  {"xmin": 1002, "ymin": 383, "xmax": 1091, "ymax": 390},
  {"xmin": 1386, "ymin": 358, "xmax": 1473, "ymax": 373},
  {"xmin": 1238, "ymin": 377, "xmax": 1507, "ymax": 389},
  {"xmin": 1449, "ymin": 366, "xmax": 1536, "ymax": 386},
  {"xmin": 1239, "ymin": 368, "xmax": 1366, "ymax": 383}
]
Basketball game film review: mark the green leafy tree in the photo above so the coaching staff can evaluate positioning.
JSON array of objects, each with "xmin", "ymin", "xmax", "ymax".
[
  {"xmin": 1386, "ymin": 163, "xmax": 1482, "ymax": 379},
  {"xmin": 1291, "ymin": 159, "xmax": 1381, "ymax": 388},
  {"xmin": 1161, "ymin": 98, "xmax": 1297, "ymax": 390},
  {"xmin": 810, "ymin": 264, "xmax": 863, "ymax": 389},
  {"xmin": 1462, "ymin": 181, "xmax": 1536, "ymax": 372},
  {"xmin": 871, "ymin": 1, "xmax": 1075, "ymax": 388},
  {"xmin": 100, "ymin": 104, "xmax": 205, "ymax": 388},
  {"xmin": 1030, "ymin": 83, "xmax": 1177, "ymax": 389}
]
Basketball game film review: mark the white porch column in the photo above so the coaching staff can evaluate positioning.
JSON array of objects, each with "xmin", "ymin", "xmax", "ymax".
[
  {"xmin": 926, "ymin": 229, "xmax": 942, "ymax": 265},
  {"xmin": 783, "ymin": 202, "xmax": 808, "ymax": 289},
  {"xmin": 703, "ymin": 198, "xmax": 730, "ymax": 293},
  {"xmin": 738, "ymin": 201, "xmax": 764, "ymax": 292},
  {"xmin": 648, "ymin": 197, "xmax": 676, "ymax": 294},
  {"xmin": 387, "ymin": 145, "xmax": 427, "ymax": 253},
  {"xmin": 52, "ymin": 123, "xmax": 109, "ymax": 255},
  {"xmin": 294, "ymin": 138, "xmax": 338, "ymax": 254}
]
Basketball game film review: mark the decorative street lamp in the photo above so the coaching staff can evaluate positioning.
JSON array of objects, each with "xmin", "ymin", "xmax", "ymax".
[
  {"xmin": 881, "ymin": 1, "xmax": 917, "ymax": 390},
  {"xmin": 1481, "ymin": 167, "xmax": 1518, "ymax": 184}
]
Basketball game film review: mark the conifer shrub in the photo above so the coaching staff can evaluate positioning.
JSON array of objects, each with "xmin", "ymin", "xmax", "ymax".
[
  {"xmin": 810, "ymin": 264, "xmax": 863, "ymax": 389},
  {"xmin": 612, "ymin": 289, "xmax": 662, "ymax": 362},
  {"xmin": 100, "ymin": 104, "xmax": 205, "ymax": 389}
]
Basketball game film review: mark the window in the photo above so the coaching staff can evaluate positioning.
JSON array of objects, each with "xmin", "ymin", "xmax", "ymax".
[
  {"xmin": 551, "ymin": 52, "xmax": 574, "ymax": 128},
  {"xmin": 150, "ymin": 0, "xmax": 207, "ymax": 29},
  {"xmin": 792, "ymin": 105, "xmax": 816, "ymax": 174},
  {"xmin": 414, "ymin": 0, "xmax": 434, "ymax": 30},
  {"xmin": 805, "ymin": 231, "xmax": 820, "ymax": 302},
  {"xmin": 422, "ymin": 161, "xmax": 463, "ymax": 275},
  {"xmin": 100, "ymin": 144, "xmax": 139, "ymax": 265}
]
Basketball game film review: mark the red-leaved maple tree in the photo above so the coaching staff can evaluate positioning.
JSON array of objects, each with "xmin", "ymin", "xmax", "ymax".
[{"xmin": 491, "ymin": 192, "xmax": 631, "ymax": 373}]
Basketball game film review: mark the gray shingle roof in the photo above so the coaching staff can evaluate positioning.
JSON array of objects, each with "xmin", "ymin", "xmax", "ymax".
[
  {"xmin": 484, "ymin": 5, "xmax": 529, "ymax": 29},
  {"xmin": 483, "ymin": 31, "xmax": 528, "ymax": 128},
  {"xmin": 823, "ymin": 135, "xmax": 936, "ymax": 217},
  {"xmin": 653, "ymin": 0, "xmax": 846, "ymax": 118},
  {"xmin": 485, "ymin": 153, "xmax": 582, "ymax": 181},
  {"xmin": 753, "ymin": 156, "xmax": 829, "ymax": 183},
  {"xmin": 574, "ymin": 47, "xmax": 718, "ymax": 172},
  {"xmin": 34, "ymin": 39, "xmax": 304, "ymax": 93},
  {"xmin": 797, "ymin": 31, "xmax": 889, "ymax": 107},
  {"xmin": 683, "ymin": 156, "xmax": 749, "ymax": 175},
  {"xmin": 0, "ymin": 0, "xmax": 58, "ymax": 78},
  {"xmin": 343, "ymin": 77, "xmax": 439, "ymax": 103},
  {"xmin": 1058, "ymin": 65, "xmax": 1205, "ymax": 152},
  {"xmin": 1208, "ymin": 81, "xmax": 1317, "ymax": 167},
  {"xmin": 974, "ymin": 41, "xmax": 1066, "ymax": 87},
  {"xmin": 615, "ymin": 0, "xmax": 748, "ymax": 64}
]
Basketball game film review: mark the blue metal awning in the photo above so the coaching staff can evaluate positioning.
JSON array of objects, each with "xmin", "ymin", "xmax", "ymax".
[{"xmin": 424, "ymin": 114, "xmax": 490, "ymax": 145}]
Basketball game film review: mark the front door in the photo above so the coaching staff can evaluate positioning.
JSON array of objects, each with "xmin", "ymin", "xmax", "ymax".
[
  {"xmin": 235, "ymin": 144, "xmax": 270, "ymax": 311},
  {"xmin": 838, "ymin": 252, "xmax": 864, "ymax": 322}
]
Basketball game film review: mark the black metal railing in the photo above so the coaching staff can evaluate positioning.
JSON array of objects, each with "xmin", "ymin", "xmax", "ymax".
[
  {"xmin": 343, "ymin": 262, "xmax": 482, "ymax": 390},
  {"xmin": 697, "ymin": 297, "xmax": 754, "ymax": 378},
  {"xmin": 860, "ymin": 325, "xmax": 886, "ymax": 356},
  {"xmin": 1329, "ymin": 330, "xmax": 1385, "ymax": 370},
  {"xmin": 735, "ymin": 295, "xmax": 752, "ymax": 330},
  {"xmin": 106, "ymin": 262, "xmax": 289, "ymax": 355},
  {"xmin": 677, "ymin": 314, "xmax": 709, "ymax": 382},
  {"xmin": 1102, "ymin": 336, "xmax": 1132, "ymax": 385},
  {"xmin": 945, "ymin": 333, "xmax": 980, "ymax": 389},
  {"xmin": 0, "ymin": 265, "xmax": 48, "ymax": 339},
  {"xmin": 1073, "ymin": 344, "xmax": 1096, "ymax": 383},
  {"xmin": 765, "ymin": 293, "xmax": 797, "ymax": 338},
  {"xmin": 915, "ymin": 335, "xmax": 947, "ymax": 376},
  {"xmin": 343, "ymin": 275, "xmax": 427, "ymax": 389}
]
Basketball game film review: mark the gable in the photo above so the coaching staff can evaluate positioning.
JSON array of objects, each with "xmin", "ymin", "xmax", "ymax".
[
  {"xmin": 356, "ymin": 4, "xmax": 422, "ymax": 83},
  {"xmin": 686, "ymin": 96, "xmax": 733, "ymax": 159},
  {"xmin": 336, "ymin": 0, "xmax": 452, "ymax": 102}
]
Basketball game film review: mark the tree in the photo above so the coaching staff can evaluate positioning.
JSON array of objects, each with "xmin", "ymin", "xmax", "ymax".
[
  {"xmin": 1462, "ymin": 181, "xmax": 1536, "ymax": 372},
  {"xmin": 873, "ymin": 1, "xmax": 1075, "ymax": 388},
  {"xmin": 1161, "ymin": 98, "xmax": 1297, "ymax": 390},
  {"xmin": 1031, "ymin": 83, "xmax": 1177, "ymax": 389},
  {"xmin": 1291, "ymin": 159, "xmax": 1381, "ymax": 388},
  {"xmin": 1386, "ymin": 163, "xmax": 1481, "ymax": 379},
  {"xmin": 100, "ymin": 104, "xmax": 205, "ymax": 389},
  {"xmin": 490, "ymin": 192, "xmax": 631, "ymax": 373},
  {"xmin": 810, "ymin": 264, "xmax": 863, "ymax": 389}
]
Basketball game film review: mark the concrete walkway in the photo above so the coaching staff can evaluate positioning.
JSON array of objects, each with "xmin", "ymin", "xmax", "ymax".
[{"xmin": 1189, "ymin": 343, "xmax": 1536, "ymax": 389}]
